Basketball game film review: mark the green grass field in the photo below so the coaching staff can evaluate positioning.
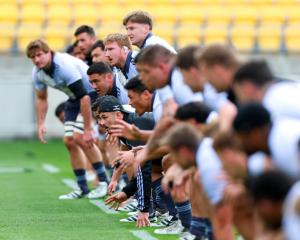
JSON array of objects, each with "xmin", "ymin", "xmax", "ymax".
[{"xmin": 0, "ymin": 140, "xmax": 177, "ymax": 240}]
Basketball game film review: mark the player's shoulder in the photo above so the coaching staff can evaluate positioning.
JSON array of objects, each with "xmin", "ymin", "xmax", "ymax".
[{"xmin": 145, "ymin": 35, "xmax": 176, "ymax": 53}]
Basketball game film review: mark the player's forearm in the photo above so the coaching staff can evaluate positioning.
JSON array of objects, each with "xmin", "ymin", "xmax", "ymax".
[
  {"xmin": 80, "ymin": 95, "xmax": 93, "ymax": 131},
  {"xmin": 136, "ymin": 130, "xmax": 153, "ymax": 142},
  {"xmin": 219, "ymin": 102, "xmax": 237, "ymax": 131},
  {"xmin": 36, "ymin": 97, "xmax": 48, "ymax": 126}
]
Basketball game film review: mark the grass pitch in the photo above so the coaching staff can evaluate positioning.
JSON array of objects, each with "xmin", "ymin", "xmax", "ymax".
[{"xmin": 0, "ymin": 140, "xmax": 177, "ymax": 240}]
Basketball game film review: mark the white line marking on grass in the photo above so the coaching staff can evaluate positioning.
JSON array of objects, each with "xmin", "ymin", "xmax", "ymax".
[
  {"xmin": 43, "ymin": 164, "xmax": 60, "ymax": 173},
  {"xmin": 130, "ymin": 230, "xmax": 158, "ymax": 240},
  {"xmin": 62, "ymin": 178, "xmax": 79, "ymax": 190},
  {"xmin": 0, "ymin": 167, "xmax": 28, "ymax": 173},
  {"xmin": 89, "ymin": 200, "xmax": 118, "ymax": 214}
]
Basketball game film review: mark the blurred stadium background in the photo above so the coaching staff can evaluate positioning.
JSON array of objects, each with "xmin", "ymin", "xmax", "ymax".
[{"xmin": 1, "ymin": 0, "xmax": 300, "ymax": 139}]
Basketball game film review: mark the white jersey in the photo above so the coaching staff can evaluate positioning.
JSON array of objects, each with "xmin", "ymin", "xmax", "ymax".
[
  {"xmin": 269, "ymin": 118, "xmax": 300, "ymax": 179},
  {"xmin": 263, "ymin": 81, "xmax": 300, "ymax": 120},
  {"xmin": 283, "ymin": 181, "xmax": 300, "ymax": 240},
  {"xmin": 247, "ymin": 152, "xmax": 269, "ymax": 177},
  {"xmin": 141, "ymin": 33, "xmax": 176, "ymax": 54},
  {"xmin": 164, "ymin": 68, "xmax": 203, "ymax": 106},
  {"xmin": 203, "ymin": 83, "xmax": 230, "ymax": 112},
  {"xmin": 33, "ymin": 52, "xmax": 93, "ymax": 99},
  {"xmin": 152, "ymin": 92, "xmax": 163, "ymax": 123},
  {"xmin": 196, "ymin": 138, "xmax": 228, "ymax": 205}
]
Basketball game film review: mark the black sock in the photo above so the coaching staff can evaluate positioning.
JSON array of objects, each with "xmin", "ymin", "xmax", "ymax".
[
  {"xmin": 73, "ymin": 169, "xmax": 89, "ymax": 194},
  {"xmin": 205, "ymin": 218, "xmax": 214, "ymax": 240},
  {"xmin": 190, "ymin": 216, "xmax": 207, "ymax": 238},
  {"xmin": 175, "ymin": 201, "xmax": 192, "ymax": 229},
  {"xmin": 92, "ymin": 162, "xmax": 108, "ymax": 183}
]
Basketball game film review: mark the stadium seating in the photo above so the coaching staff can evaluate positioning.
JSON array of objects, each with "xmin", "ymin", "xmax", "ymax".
[
  {"xmin": 17, "ymin": 25, "xmax": 43, "ymax": 52},
  {"xmin": 205, "ymin": 7, "xmax": 233, "ymax": 26},
  {"xmin": 0, "ymin": 4, "xmax": 18, "ymax": 26},
  {"xmin": 232, "ymin": 7, "xmax": 258, "ymax": 26},
  {"xmin": 73, "ymin": 4, "xmax": 100, "ymax": 26},
  {"xmin": 284, "ymin": 25, "xmax": 300, "ymax": 53},
  {"xmin": 259, "ymin": 6, "xmax": 287, "ymax": 26},
  {"xmin": 203, "ymin": 25, "xmax": 229, "ymax": 46},
  {"xmin": 178, "ymin": 8, "xmax": 206, "ymax": 26},
  {"xmin": 43, "ymin": 25, "xmax": 70, "ymax": 51},
  {"xmin": 0, "ymin": 25, "xmax": 15, "ymax": 52},
  {"xmin": 96, "ymin": 25, "xmax": 124, "ymax": 40},
  {"xmin": 153, "ymin": 25, "xmax": 175, "ymax": 45},
  {"xmin": 20, "ymin": 4, "xmax": 46, "ymax": 26},
  {"xmin": 257, "ymin": 24, "xmax": 282, "ymax": 52},
  {"xmin": 231, "ymin": 25, "xmax": 256, "ymax": 52},
  {"xmin": 47, "ymin": 4, "xmax": 73, "ymax": 26},
  {"xmin": 176, "ymin": 26, "xmax": 201, "ymax": 48}
]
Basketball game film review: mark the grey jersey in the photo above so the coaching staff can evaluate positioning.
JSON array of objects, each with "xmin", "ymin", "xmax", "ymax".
[{"xmin": 33, "ymin": 52, "xmax": 93, "ymax": 99}]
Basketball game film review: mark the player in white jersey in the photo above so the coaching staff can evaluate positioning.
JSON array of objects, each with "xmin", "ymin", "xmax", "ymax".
[
  {"xmin": 27, "ymin": 40, "xmax": 109, "ymax": 199},
  {"xmin": 104, "ymin": 33, "xmax": 138, "ymax": 86},
  {"xmin": 233, "ymin": 102, "xmax": 300, "ymax": 180},
  {"xmin": 122, "ymin": 10, "xmax": 177, "ymax": 115},
  {"xmin": 233, "ymin": 60, "xmax": 300, "ymax": 120}
]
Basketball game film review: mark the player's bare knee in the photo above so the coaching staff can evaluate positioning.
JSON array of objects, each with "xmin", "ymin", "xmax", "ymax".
[{"xmin": 63, "ymin": 136, "xmax": 77, "ymax": 150}]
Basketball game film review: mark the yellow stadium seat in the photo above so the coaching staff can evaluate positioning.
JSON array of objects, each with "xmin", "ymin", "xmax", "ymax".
[
  {"xmin": 176, "ymin": 26, "xmax": 201, "ymax": 48},
  {"xmin": 46, "ymin": 0, "xmax": 69, "ymax": 6},
  {"xmin": 71, "ymin": 0, "xmax": 95, "ymax": 4},
  {"xmin": 19, "ymin": 0, "xmax": 45, "ymax": 5},
  {"xmin": 259, "ymin": 6, "xmax": 286, "ymax": 25},
  {"xmin": 203, "ymin": 25, "xmax": 228, "ymax": 46},
  {"xmin": 151, "ymin": 7, "xmax": 178, "ymax": 26},
  {"xmin": 47, "ymin": 4, "xmax": 73, "ymax": 26},
  {"xmin": 0, "ymin": 4, "xmax": 18, "ymax": 25},
  {"xmin": 179, "ymin": 8, "xmax": 206, "ymax": 26},
  {"xmin": 0, "ymin": 25, "xmax": 15, "ymax": 52},
  {"xmin": 275, "ymin": 0, "xmax": 298, "ymax": 5},
  {"xmin": 73, "ymin": 4, "xmax": 99, "ymax": 26},
  {"xmin": 43, "ymin": 26, "xmax": 69, "ymax": 51},
  {"xmin": 249, "ymin": 0, "xmax": 274, "ymax": 6},
  {"xmin": 96, "ymin": 25, "xmax": 124, "ymax": 40},
  {"xmin": 17, "ymin": 25, "xmax": 43, "ymax": 52},
  {"xmin": 199, "ymin": 0, "xmax": 221, "ymax": 5},
  {"xmin": 233, "ymin": 7, "xmax": 259, "ymax": 26},
  {"xmin": 231, "ymin": 25, "xmax": 256, "ymax": 52},
  {"xmin": 153, "ymin": 25, "xmax": 174, "ymax": 45},
  {"xmin": 257, "ymin": 25, "xmax": 282, "ymax": 52},
  {"xmin": 100, "ymin": 6, "xmax": 126, "ymax": 25},
  {"xmin": 286, "ymin": 7, "xmax": 300, "ymax": 25},
  {"xmin": 284, "ymin": 25, "xmax": 300, "ymax": 53},
  {"xmin": 147, "ymin": 0, "xmax": 172, "ymax": 6},
  {"xmin": 205, "ymin": 7, "xmax": 233, "ymax": 26},
  {"xmin": 20, "ymin": 4, "xmax": 46, "ymax": 26},
  {"xmin": 224, "ymin": 0, "xmax": 247, "ymax": 5},
  {"xmin": 174, "ymin": 0, "xmax": 198, "ymax": 6}
]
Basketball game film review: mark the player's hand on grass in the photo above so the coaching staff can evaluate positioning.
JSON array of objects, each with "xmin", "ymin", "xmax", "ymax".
[
  {"xmin": 109, "ymin": 119, "xmax": 141, "ymax": 141},
  {"xmin": 105, "ymin": 192, "xmax": 127, "ymax": 210},
  {"xmin": 38, "ymin": 124, "xmax": 47, "ymax": 144},
  {"xmin": 108, "ymin": 180, "xmax": 118, "ymax": 195},
  {"xmin": 136, "ymin": 212, "xmax": 150, "ymax": 228},
  {"xmin": 83, "ymin": 129, "xmax": 94, "ymax": 149}
]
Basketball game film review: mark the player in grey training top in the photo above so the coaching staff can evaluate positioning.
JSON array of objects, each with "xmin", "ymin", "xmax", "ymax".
[{"xmin": 27, "ymin": 39, "xmax": 109, "ymax": 200}]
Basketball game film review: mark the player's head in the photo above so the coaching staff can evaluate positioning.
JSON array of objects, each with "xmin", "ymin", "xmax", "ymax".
[
  {"xmin": 87, "ymin": 62, "xmax": 114, "ymax": 96},
  {"xmin": 195, "ymin": 44, "xmax": 240, "ymax": 92},
  {"xmin": 135, "ymin": 44, "xmax": 175, "ymax": 91},
  {"xmin": 55, "ymin": 102, "xmax": 66, "ymax": 123},
  {"xmin": 176, "ymin": 45, "xmax": 205, "ymax": 92},
  {"xmin": 123, "ymin": 10, "xmax": 152, "ymax": 47},
  {"xmin": 248, "ymin": 170, "xmax": 293, "ymax": 230},
  {"xmin": 162, "ymin": 123, "xmax": 202, "ymax": 169},
  {"xmin": 91, "ymin": 40, "xmax": 106, "ymax": 63},
  {"xmin": 213, "ymin": 131, "xmax": 247, "ymax": 180},
  {"xmin": 233, "ymin": 102, "xmax": 272, "ymax": 155},
  {"xmin": 26, "ymin": 39, "xmax": 52, "ymax": 69},
  {"xmin": 66, "ymin": 41, "xmax": 85, "ymax": 61},
  {"xmin": 233, "ymin": 60, "xmax": 273, "ymax": 104},
  {"xmin": 104, "ymin": 33, "xmax": 132, "ymax": 68},
  {"xmin": 124, "ymin": 76, "xmax": 153, "ymax": 116},
  {"xmin": 92, "ymin": 95, "xmax": 127, "ymax": 130},
  {"xmin": 74, "ymin": 25, "xmax": 96, "ymax": 55}
]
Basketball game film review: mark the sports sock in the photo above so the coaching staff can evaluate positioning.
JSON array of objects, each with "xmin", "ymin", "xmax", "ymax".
[
  {"xmin": 92, "ymin": 162, "xmax": 108, "ymax": 183},
  {"xmin": 190, "ymin": 216, "xmax": 207, "ymax": 238},
  {"xmin": 73, "ymin": 169, "xmax": 89, "ymax": 194},
  {"xmin": 175, "ymin": 201, "xmax": 192, "ymax": 229}
]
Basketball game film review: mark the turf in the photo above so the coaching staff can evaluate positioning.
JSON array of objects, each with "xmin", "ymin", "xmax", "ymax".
[{"xmin": 0, "ymin": 140, "xmax": 177, "ymax": 240}]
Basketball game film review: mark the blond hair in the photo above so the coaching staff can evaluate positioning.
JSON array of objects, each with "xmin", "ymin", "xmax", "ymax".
[
  {"xmin": 104, "ymin": 33, "xmax": 132, "ymax": 51},
  {"xmin": 26, "ymin": 39, "xmax": 50, "ymax": 58}
]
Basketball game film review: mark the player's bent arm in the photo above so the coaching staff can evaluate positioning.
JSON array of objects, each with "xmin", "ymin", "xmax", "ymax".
[
  {"xmin": 36, "ymin": 89, "xmax": 48, "ymax": 127},
  {"xmin": 218, "ymin": 101, "xmax": 237, "ymax": 131}
]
